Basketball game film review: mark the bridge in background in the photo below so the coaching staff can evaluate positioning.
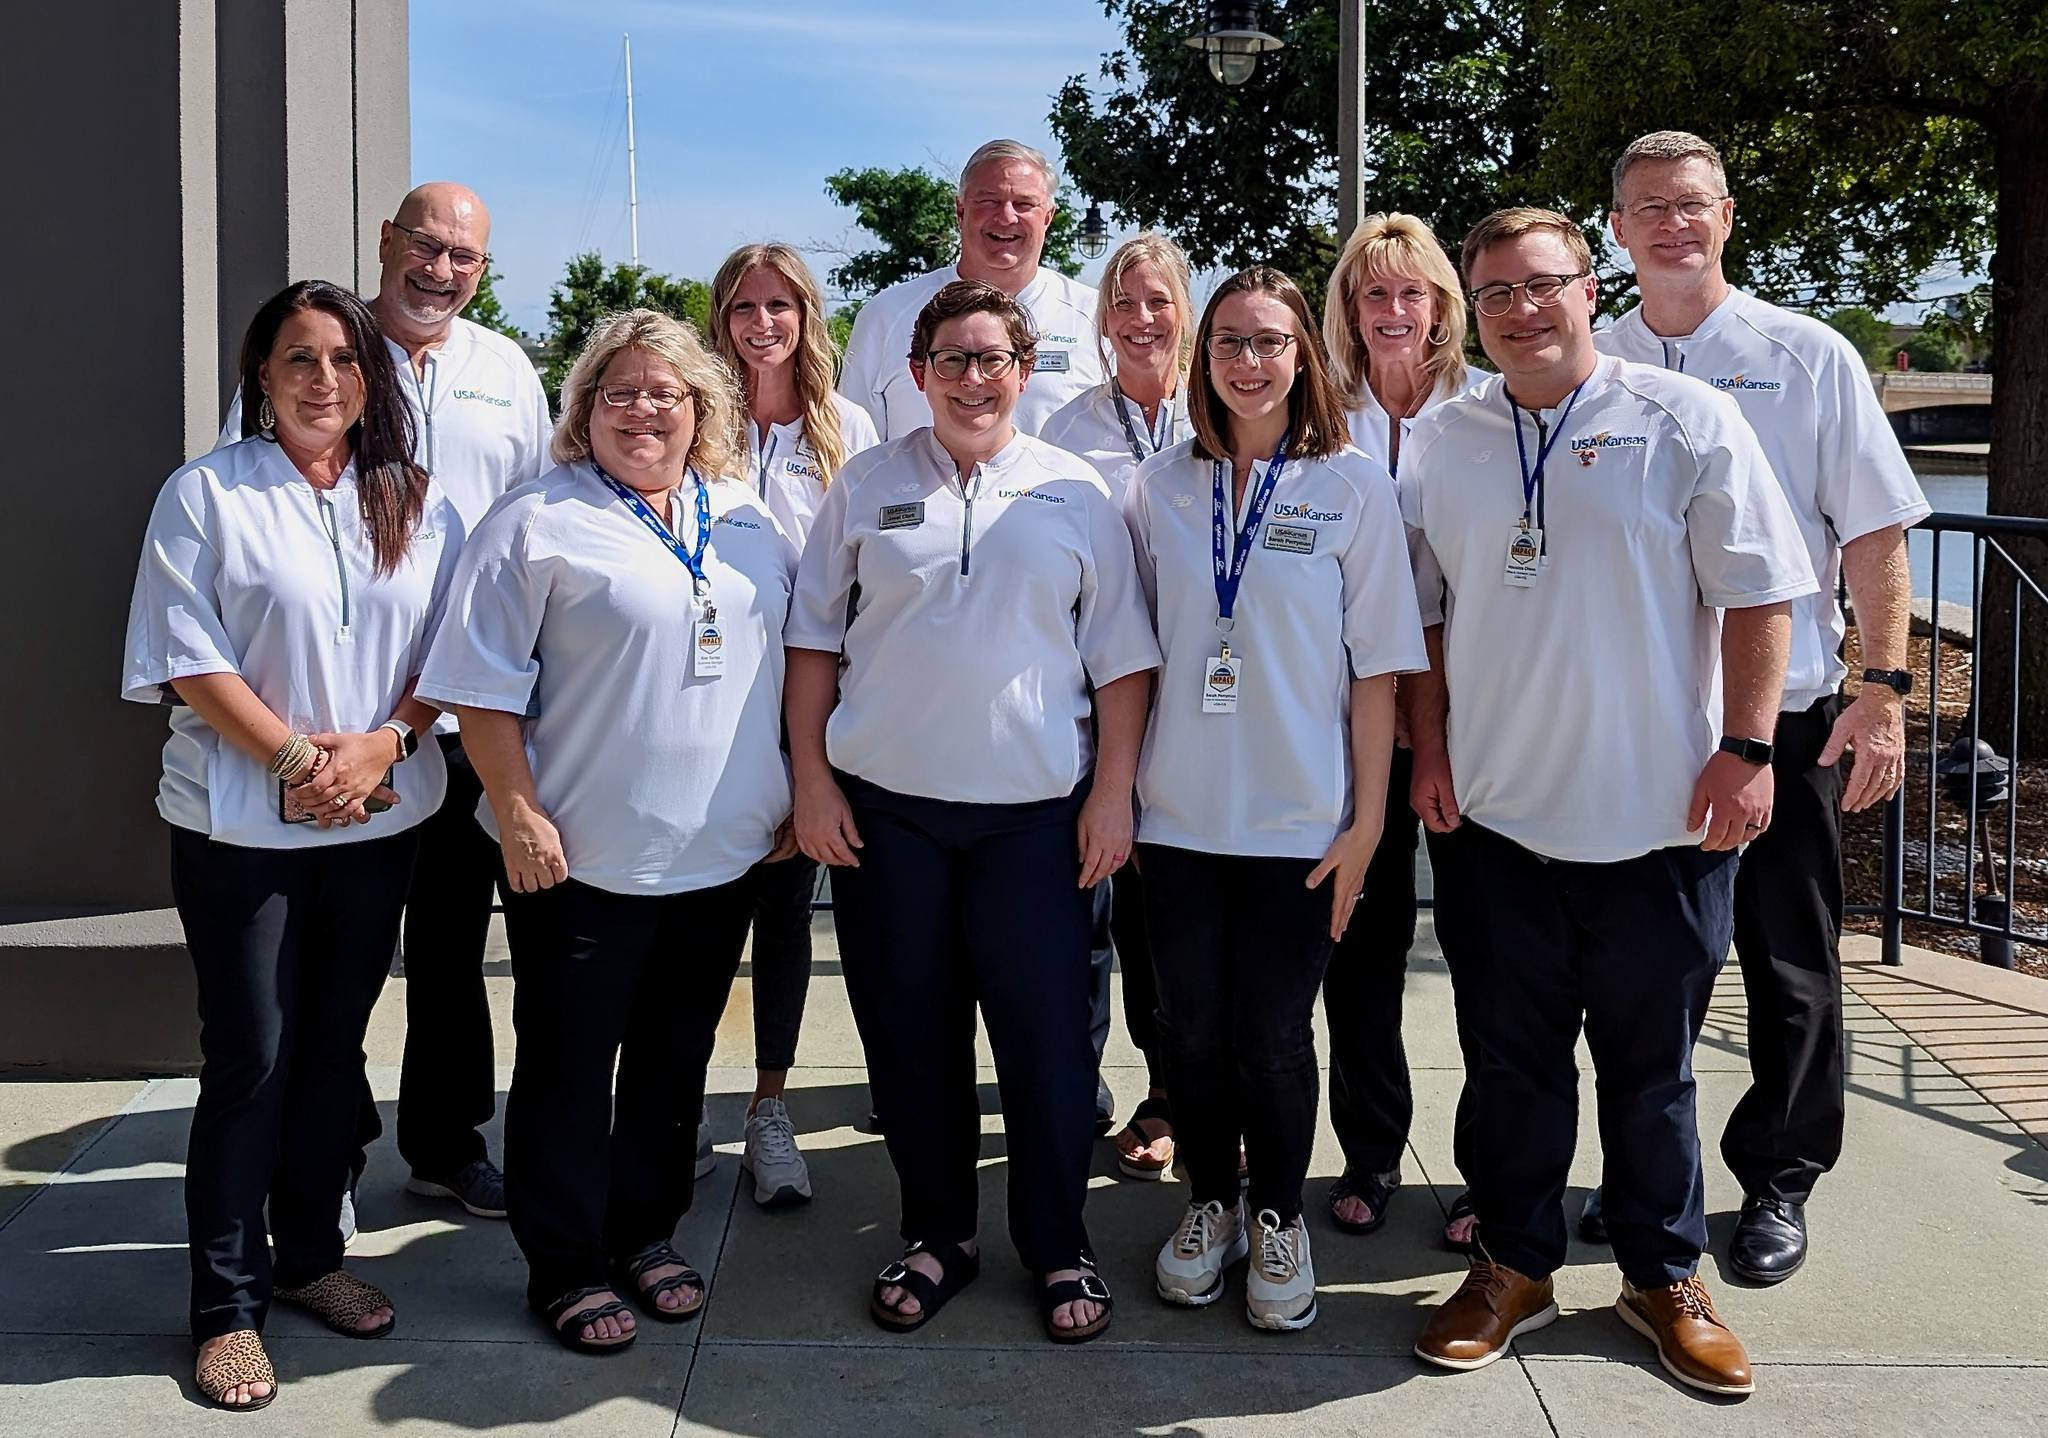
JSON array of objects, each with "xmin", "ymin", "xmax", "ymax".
[{"xmin": 1876, "ymin": 370, "xmax": 1994, "ymax": 446}]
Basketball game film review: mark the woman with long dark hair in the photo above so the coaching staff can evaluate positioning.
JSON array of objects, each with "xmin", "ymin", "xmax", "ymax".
[{"xmin": 123, "ymin": 279, "xmax": 461, "ymax": 1409}]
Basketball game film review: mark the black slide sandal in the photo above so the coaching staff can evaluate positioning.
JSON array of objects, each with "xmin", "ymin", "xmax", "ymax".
[
  {"xmin": 538, "ymin": 1285, "xmax": 637, "ymax": 1355},
  {"xmin": 1328, "ymin": 1171, "xmax": 1397, "ymax": 1235},
  {"xmin": 611, "ymin": 1241, "xmax": 706, "ymax": 1323},
  {"xmin": 1040, "ymin": 1256, "xmax": 1114, "ymax": 1345},
  {"xmin": 870, "ymin": 1238, "xmax": 980, "ymax": 1333}
]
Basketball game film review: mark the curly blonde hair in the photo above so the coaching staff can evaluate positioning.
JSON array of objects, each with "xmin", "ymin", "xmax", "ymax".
[
  {"xmin": 1322, "ymin": 213, "xmax": 1469, "ymax": 403},
  {"xmin": 552, "ymin": 308, "xmax": 744, "ymax": 480},
  {"xmin": 709, "ymin": 244, "xmax": 852, "ymax": 481}
]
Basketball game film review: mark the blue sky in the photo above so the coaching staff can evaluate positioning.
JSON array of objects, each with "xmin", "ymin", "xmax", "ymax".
[{"xmin": 411, "ymin": 0, "xmax": 1133, "ymax": 335}]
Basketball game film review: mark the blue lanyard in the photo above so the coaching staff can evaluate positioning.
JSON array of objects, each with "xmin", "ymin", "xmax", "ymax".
[
  {"xmin": 1509, "ymin": 381, "xmax": 1584, "ymax": 524},
  {"xmin": 1210, "ymin": 428, "xmax": 1291, "ymax": 631},
  {"xmin": 598, "ymin": 463, "xmax": 713, "ymax": 596}
]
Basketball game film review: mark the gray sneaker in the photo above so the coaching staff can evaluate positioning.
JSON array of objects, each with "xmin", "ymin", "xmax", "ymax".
[
  {"xmin": 405, "ymin": 1158, "xmax": 508, "ymax": 1219},
  {"xmin": 740, "ymin": 1097, "xmax": 813, "ymax": 1208},
  {"xmin": 695, "ymin": 1105, "xmax": 717, "ymax": 1180}
]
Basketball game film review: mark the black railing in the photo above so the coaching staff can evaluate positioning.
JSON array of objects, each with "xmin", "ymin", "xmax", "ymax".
[{"xmin": 1850, "ymin": 510, "xmax": 2048, "ymax": 967}]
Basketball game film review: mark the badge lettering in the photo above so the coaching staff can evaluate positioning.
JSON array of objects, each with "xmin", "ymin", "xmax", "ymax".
[
  {"xmin": 1035, "ymin": 349, "xmax": 1071, "ymax": 372},
  {"xmin": 879, "ymin": 502, "xmax": 925, "ymax": 530},
  {"xmin": 1263, "ymin": 523, "xmax": 1317, "ymax": 554}
]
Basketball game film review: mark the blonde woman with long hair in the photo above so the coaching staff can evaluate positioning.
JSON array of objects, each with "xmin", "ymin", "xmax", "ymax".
[
  {"xmin": 706, "ymin": 245, "xmax": 879, "ymax": 1211},
  {"xmin": 418, "ymin": 308, "xmax": 798, "ymax": 1354}
]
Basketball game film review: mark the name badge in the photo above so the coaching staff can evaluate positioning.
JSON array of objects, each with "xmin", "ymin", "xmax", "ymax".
[
  {"xmin": 692, "ymin": 613, "xmax": 726, "ymax": 677},
  {"xmin": 879, "ymin": 502, "xmax": 925, "ymax": 530},
  {"xmin": 1263, "ymin": 523, "xmax": 1316, "ymax": 555},
  {"xmin": 1035, "ymin": 349, "xmax": 1070, "ymax": 373},
  {"xmin": 1503, "ymin": 525, "xmax": 1543, "ymax": 587},
  {"xmin": 1201, "ymin": 651, "xmax": 1242, "ymax": 713}
]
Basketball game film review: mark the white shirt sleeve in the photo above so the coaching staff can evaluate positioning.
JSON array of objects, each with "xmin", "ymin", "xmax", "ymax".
[
  {"xmin": 416, "ymin": 495, "xmax": 551, "ymax": 713},
  {"xmin": 1681, "ymin": 395, "xmax": 1822, "ymax": 609},
  {"xmin": 784, "ymin": 470, "xmax": 859, "ymax": 653},
  {"xmin": 122, "ymin": 462, "xmax": 240, "ymax": 702},
  {"xmin": 838, "ymin": 302, "xmax": 898, "ymax": 439},
  {"xmin": 519, "ymin": 366, "xmax": 556, "ymax": 486},
  {"xmin": 1336, "ymin": 460, "xmax": 1429, "ymax": 678},
  {"xmin": 1121, "ymin": 456, "xmax": 1160, "ymax": 620},
  {"xmin": 1812, "ymin": 337, "xmax": 1931, "ymax": 545},
  {"xmin": 837, "ymin": 397, "xmax": 882, "ymax": 458},
  {"xmin": 1074, "ymin": 483, "xmax": 1163, "ymax": 687},
  {"xmin": 1394, "ymin": 436, "xmax": 1448, "ymax": 628}
]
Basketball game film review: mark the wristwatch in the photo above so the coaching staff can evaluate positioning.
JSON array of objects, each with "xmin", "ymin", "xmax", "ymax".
[
  {"xmin": 1862, "ymin": 667, "xmax": 1913, "ymax": 696},
  {"xmin": 380, "ymin": 719, "xmax": 419, "ymax": 761},
  {"xmin": 1718, "ymin": 735, "xmax": 1775, "ymax": 766}
]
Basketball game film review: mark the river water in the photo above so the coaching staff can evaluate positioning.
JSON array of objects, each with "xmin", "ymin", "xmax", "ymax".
[{"xmin": 1909, "ymin": 469, "xmax": 1989, "ymax": 608}]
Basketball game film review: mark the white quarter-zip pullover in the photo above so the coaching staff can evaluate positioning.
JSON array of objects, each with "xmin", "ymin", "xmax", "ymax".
[
  {"xmin": 785, "ymin": 429, "xmax": 1160, "ymax": 804},
  {"xmin": 745, "ymin": 393, "xmax": 881, "ymax": 549},
  {"xmin": 1040, "ymin": 380, "xmax": 1193, "ymax": 502},
  {"xmin": 1345, "ymin": 364, "xmax": 1492, "ymax": 476},
  {"xmin": 122, "ymin": 437, "xmax": 461, "ymax": 847},
  {"xmin": 1399, "ymin": 357, "xmax": 1819, "ymax": 863}
]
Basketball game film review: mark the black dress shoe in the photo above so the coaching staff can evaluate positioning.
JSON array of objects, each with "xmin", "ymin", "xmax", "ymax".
[
  {"xmin": 1578, "ymin": 1185, "xmax": 1608, "ymax": 1244},
  {"xmin": 1728, "ymin": 1195, "xmax": 1807, "ymax": 1284}
]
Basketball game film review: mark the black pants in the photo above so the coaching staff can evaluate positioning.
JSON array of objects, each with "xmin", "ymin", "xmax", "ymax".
[
  {"xmin": 832, "ymin": 774, "xmax": 1097, "ymax": 1272},
  {"xmin": 386, "ymin": 732, "xmax": 502, "ymax": 1176},
  {"xmin": 1086, "ymin": 864, "xmax": 1166, "ymax": 1092},
  {"xmin": 1140, "ymin": 845, "xmax": 1337, "ymax": 1224},
  {"xmin": 171, "ymin": 825, "xmax": 417, "ymax": 1341},
  {"xmin": 749, "ymin": 852, "xmax": 819, "ymax": 1073},
  {"xmin": 1323, "ymin": 746, "xmax": 1420, "ymax": 1176},
  {"xmin": 499, "ymin": 871, "xmax": 753, "ymax": 1307},
  {"xmin": 1430, "ymin": 822, "xmax": 1735, "ymax": 1287},
  {"xmin": 1723, "ymin": 695, "xmax": 1847, "ymax": 1204}
]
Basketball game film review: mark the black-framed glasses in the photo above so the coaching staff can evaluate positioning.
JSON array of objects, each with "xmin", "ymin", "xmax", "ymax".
[
  {"xmin": 390, "ymin": 221, "xmax": 490, "ymax": 275},
  {"xmin": 1469, "ymin": 272, "xmax": 1590, "ymax": 319},
  {"xmin": 599, "ymin": 385, "xmax": 690, "ymax": 410},
  {"xmin": 1206, "ymin": 331, "xmax": 1296, "ymax": 361},
  {"xmin": 924, "ymin": 348, "xmax": 1022, "ymax": 380},
  {"xmin": 1621, "ymin": 195, "xmax": 1727, "ymax": 224}
]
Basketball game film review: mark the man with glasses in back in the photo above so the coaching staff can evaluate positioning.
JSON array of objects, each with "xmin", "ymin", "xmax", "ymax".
[
  {"xmin": 1396, "ymin": 207, "xmax": 1816, "ymax": 1397},
  {"xmin": 227, "ymin": 181, "xmax": 554, "ymax": 1231},
  {"xmin": 1591, "ymin": 132, "xmax": 1929, "ymax": 1287}
]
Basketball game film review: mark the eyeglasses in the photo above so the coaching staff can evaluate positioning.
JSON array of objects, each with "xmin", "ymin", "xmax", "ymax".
[
  {"xmin": 599, "ymin": 385, "xmax": 690, "ymax": 410},
  {"xmin": 1206, "ymin": 331, "xmax": 1296, "ymax": 361},
  {"xmin": 390, "ymin": 221, "xmax": 490, "ymax": 275},
  {"xmin": 1621, "ymin": 195, "xmax": 1726, "ymax": 223},
  {"xmin": 1468, "ymin": 272, "xmax": 1590, "ymax": 318},
  {"xmin": 924, "ymin": 348, "xmax": 1022, "ymax": 380}
]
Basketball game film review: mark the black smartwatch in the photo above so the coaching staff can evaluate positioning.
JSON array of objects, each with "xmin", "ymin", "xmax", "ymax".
[
  {"xmin": 1718, "ymin": 735, "xmax": 1774, "ymax": 766},
  {"xmin": 1862, "ymin": 667, "xmax": 1913, "ymax": 696}
]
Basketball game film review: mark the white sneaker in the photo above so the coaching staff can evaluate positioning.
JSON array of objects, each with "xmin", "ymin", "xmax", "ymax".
[
  {"xmin": 695, "ymin": 1105, "xmax": 716, "ymax": 1181},
  {"xmin": 1155, "ymin": 1198, "xmax": 1248, "ymax": 1306},
  {"xmin": 1245, "ymin": 1208, "xmax": 1317, "ymax": 1331},
  {"xmin": 740, "ymin": 1097, "xmax": 814, "ymax": 1208}
]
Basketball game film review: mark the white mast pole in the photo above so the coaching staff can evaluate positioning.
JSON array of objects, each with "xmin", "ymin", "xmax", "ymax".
[{"xmin": 624, "ymin": 32, "xmax": 640, "ymax": 266}]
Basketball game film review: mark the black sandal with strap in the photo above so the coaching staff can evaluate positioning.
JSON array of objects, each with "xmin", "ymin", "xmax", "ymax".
[
  {"xmin": 537, "ymin": 1285, "xmax": 637, "ymax": 1355},
  {"xmin": 1442, "ymin": 1191, "xmax": 1478, "ymax": 1254},
  {"xmin": 1116, "ymin": 1095, "xmax": 1176, "ymax": 1181},
  {"xmin": 610, "ymin": 1241, "xmax": 706, "ymax": 1324},
  {"xmin": 1328, "ymin": 1170, "xmax": 1398, "ymax": 1235},
  {"xmin": 1039, "ymin": 1253, "xmax": 1114, "ymax": 1345},
  {"xmin": 869, "ymin": 1238, "xmax": 980, "ymax": 1334}
]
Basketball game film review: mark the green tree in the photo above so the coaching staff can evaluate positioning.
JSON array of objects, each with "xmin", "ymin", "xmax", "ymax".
[
  {"xmin": 1050, "ymin": 0, "xmax": 1572, "ymax": 310},
  {"xmin": 461, "ymin": 268, "xmax": 528, "ymax": 343},
  {"xmin": 1821, "ymin": 307, "xmax": 1897, "ymax": 370},
  {"xmin": 539, "ymin": 252, "xmax": 711, "ymax": 405},
  {"xmin": 1531, "ymin": 0, "xmax": 2048, "ymax": 744},
  {"xmin": 1902, "ymin": 329, "xmax": 1962, "ymax": 373},
  {"xmin": 1922, "ymin": 285, "xmax": 1994, "ymax": 369},
  {"xmin": 820, "ymin": 165, "xmax": 1083, "ymax": 300}
]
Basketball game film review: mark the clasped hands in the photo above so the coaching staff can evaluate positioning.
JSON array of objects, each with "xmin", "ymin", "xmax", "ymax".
[{"xmin": 285, "ymin": 728, "xmax": 404, "ymax": 829}]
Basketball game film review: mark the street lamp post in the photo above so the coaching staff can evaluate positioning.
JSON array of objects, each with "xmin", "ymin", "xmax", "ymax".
[
  {"xmin": 1183, "ymin": 2, "xmax": 1284, "ymax": 88},
  {"xmin": 1080, "ymin": 202, "xmax": 1110, "ymax": 259}
]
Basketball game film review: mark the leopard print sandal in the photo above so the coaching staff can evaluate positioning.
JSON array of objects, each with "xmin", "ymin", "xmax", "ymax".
[
  {"xmin": 195, "ymin": 1329, "xmax": 277, "ymax": 1411},
  {"xmin": 275, "ymin": 1270, "xmax": 395, "ymax": 1338}
]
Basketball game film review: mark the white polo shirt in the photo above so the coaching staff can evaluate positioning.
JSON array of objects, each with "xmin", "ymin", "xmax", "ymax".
[
  {"xmin": 122, "ymin": 438, "xmax": 460, "ymax": 849},
  {"xmin": 745, "ymin": 393, "xmax": 881, "ymax": 550},
  {"xmin": 1597, "ymin": 289, "xmax": 1929, "ymax": 711},
  {"xmin": 838, "ymin": 264, "xmax": 1104, "ymax": 439},
  {"xmin": 1126, "ymin": 442, "xmax": 1428, "ymax": 859},
  {"xmin": 1040, "ymin": 380, "xmax": 1193, "ymax": 501},
  {"xmin": 416, "ymin": 463, "xmax": 798, "ymax": 896},
  {"xmin": 221, "ymin": 317, "xmax": 553, "ymax": 734},
  {"xmin": 785, "ymin": 429, "xmax": 1161, "ymax": 804},
  {"xmin": 1399, "ymin": 357, "xmax": 1819, "ymax": 863},
  {"xmin": 1345, "ymin": 364, "xmax": 1491, "ymax": 476}
]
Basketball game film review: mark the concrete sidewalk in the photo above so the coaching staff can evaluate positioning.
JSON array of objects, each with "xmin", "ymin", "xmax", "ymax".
[{"xmin": 3, "ymin": 919, "xmax": 2045, "ymax": 1437}]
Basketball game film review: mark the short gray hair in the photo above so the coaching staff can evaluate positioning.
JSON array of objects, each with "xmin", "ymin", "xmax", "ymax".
[
  {"xmin": 958, "ymin": 139, "xmax": 1058, "ymax": 200},
  {"xmin": 1611, "ymin": 130, "xmax": 1729, "ymax": 209}
]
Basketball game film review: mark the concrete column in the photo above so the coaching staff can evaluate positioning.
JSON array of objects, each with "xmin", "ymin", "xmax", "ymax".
[{"xmin": 0, "ymin": 1, "xmax": 410, "ymax": 1075}]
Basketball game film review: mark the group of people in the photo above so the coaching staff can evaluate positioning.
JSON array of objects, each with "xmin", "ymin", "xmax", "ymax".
[{"xmin": 123, "ymin": 129, "xmax": 1926, "ymax": 1411}]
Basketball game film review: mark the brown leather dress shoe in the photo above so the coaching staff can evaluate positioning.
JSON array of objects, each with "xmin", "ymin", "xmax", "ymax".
[
  {"xmin": 1616, "ymin": 1274, "xmax": 1755, "ymax": 1397},
  {"xmin": 1413, "ymin": 1257, "xmax": 1558, "ymax": 1371}
]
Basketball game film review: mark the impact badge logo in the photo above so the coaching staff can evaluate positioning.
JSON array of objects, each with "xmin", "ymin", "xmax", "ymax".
[
  {"xmin": 698, "ymin": 626, "xmax": 723, "ymax": 653},
  {"xmin": 1206, "ymin": 663, "xmax": 1236, "ymax": 694}
]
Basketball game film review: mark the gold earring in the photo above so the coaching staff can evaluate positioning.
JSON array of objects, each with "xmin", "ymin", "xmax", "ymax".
[
  {"xmin": 258, "ymin": 395, "xmax": 276, "ymax": 433},
  {"xmin": 1427, "ymin": 323, "xmax": 1450, "ymax": 346}
]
